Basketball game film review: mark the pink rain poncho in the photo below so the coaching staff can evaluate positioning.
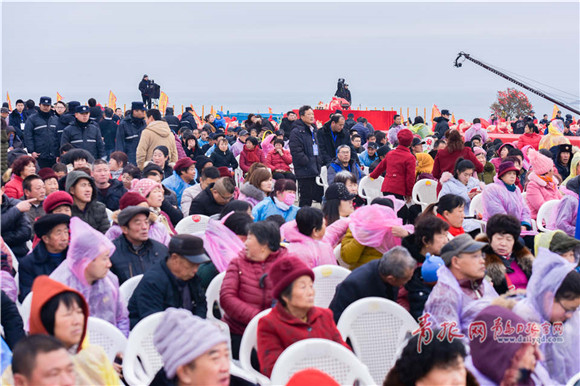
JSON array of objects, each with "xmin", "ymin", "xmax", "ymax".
[
  {"xmin": 201, "ymin": 216, "xmax": 245, "ymax": 272},
  {"xmin": 50, "ymin": 217, "xmax": 129, "ymax": 336},
  {"xmin": 482, "ymin": 176, "xmax": 532, "ymax": 226},
  {"xmin": 348, "ymin": 201, "xmax": 413, "ymax": 254},
  {"xmin": 512, "ymin": 248, "xmax": 579, "ymax": 384},
  {"xmin": 423, "ymin": 266, "xmax": 498, "ymax": 336}
]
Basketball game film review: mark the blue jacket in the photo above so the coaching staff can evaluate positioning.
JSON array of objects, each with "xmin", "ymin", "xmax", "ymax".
[
  {"xmin": 252, "ymin": 197, "xmax": 299, "ymax": 222},
  {"xmin": 115, "ymin": 115, "xmax": 146, "ymax": 165},
  {"xmin": 128, "ymin": 258, "xmax": 207, "ymax": 328},
  {"xmin": 162, "ymin": 171, "xmax": 193, "ymax": 208},
  {"xmin": 327, "ymin": 158, "xmax": 363, "ymax": 184},
  {"xmin": 350, "ymin": 122, "xmax": 369, "ymax": 144},
  {"xmin": 18, "ymin": 242, "xmax": 67, "ymax": 302},
  {"xmin": 358, "ymin": 150, "xmax": 378, "ymax": 167}
]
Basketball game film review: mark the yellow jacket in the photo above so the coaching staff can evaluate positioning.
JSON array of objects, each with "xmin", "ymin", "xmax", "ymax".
[{"xmin": 340, "ymin": 228, "xmax": 382, "ymax": 270}]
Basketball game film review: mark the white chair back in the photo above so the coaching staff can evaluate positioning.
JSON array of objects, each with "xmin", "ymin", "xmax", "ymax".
[
  {"xmin": 358, "ymin": 175, "xmax": 384, "ymax": 202},
  {"xmin": 334, "ymin": 243, "xmax": 350, "ymax": 269},
  {"xmin": 315, "ymin": 166, "xmax": 329, "ymax": 193},
  {"xmin": 119, "ymin": 274, "xmax": 143, "ymax": 306},
  {"xmin": 412, "ymin": 179, "xmax": 438, "ymax": 210},
  {"xmin": 337, "ymin": 297, "xmax": 419, "ymax": 384},
  {"xmin": 536, "ymin": 199, "xmax": 561, "ymax": 232},
  {"xmin": 270, "ymin": 338, "xmax": 375, "ymax": 385},
  {"xmin": 19, "ymin": 292, "xmax": 33, "ymax": 332},
  {"xmin": 87, "ymin": 316, "xmax": 128, "ymax": 362},
  {"xmin": 205, "ymin": 272, "xmax": 226, "ymax": 320},
  {"xmin": 175, "ymin": 214, "xmax": 210, "ymax": 235},
  {"xmin": 469, "ymin": 193, "xmax": 484, "ymax": 217},
  {"xmin": 106, "ymin": 208, "xmax": 114, "ymax": 225},
  {"xmin": 239, "ymin": 309, "xmax": 272, "ymax": 385},
  {"xmin": 312, "ymin": 265, "xmax": 350, "ymax": 308},
  {"xmin": 123, "ymin": 312, "xmax": 164, "ymax": 386},
  {"xmin": 566, "ymin": 370, "xmax": 580, "ymax": 386}
]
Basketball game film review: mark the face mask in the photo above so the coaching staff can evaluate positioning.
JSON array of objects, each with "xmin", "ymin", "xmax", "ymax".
[{"xmin": 283, "ymin": 192, "xmax": 296, "ymax": 206}]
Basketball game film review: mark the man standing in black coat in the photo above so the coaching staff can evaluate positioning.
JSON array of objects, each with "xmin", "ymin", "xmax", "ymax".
[
  {"xmin": 128, "ymin": 234, "xmax": 209, "ymax": 328},
  {"xmin": 280, "ymin": 111, "xmax": 297, "ymax": 140},
  {"xmin": 434, "ymin": 109, "xmax": 451, "ymax": 139},
  {"xmin": 8, "ymin": 99, "xmax": 27, "ymax": 140},
  {"xmin": 289, "ymin": 105, "xmax": 323, "ymax": 207},
  {"xmin": 317, "ymin": 114, "xmax": 358, "ymax": 167},
  {"xmin": 115, "ymin": 101, "xmax": 147, "ymax": 165},
  {"xmin": 61, "ymin": 105, "xmax": 105, "ymax": 160},
  {"xmin": 139, "ymin": 74, "xmax": 151, "ymax": 109},
  {"xmin": 18, "ymin": 214, "xmax": 70, "ymax": 301},
  {"xmin": 100, "ymin": 108, "xmax": 117, "ymax": 157},
  {"xmin": 92, "ymin": 159, "xmax": 127, "ymax": 211},
  {"xmin": 110, "ymin": 206, "xmax": 168, "ymax": 284},
  {"xmin": 164, "ymin": 107, "xmax": 180, "ymax": 134},
  {"xmin": 23, "ymin": 96, "xmax": 59, "ymax": 168},
  {"xmin": 87, "ymin": 98, "xmax": 102, "ymax": 123}
]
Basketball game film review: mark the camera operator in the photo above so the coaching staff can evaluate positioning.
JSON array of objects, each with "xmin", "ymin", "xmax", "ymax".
[{"xmin": 139, "ymin": 74, "xmax": 152, "ymax": 109}]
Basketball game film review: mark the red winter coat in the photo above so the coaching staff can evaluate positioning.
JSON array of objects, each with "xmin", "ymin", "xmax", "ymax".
[
  {"xmin": 432, "ymin": 147, "xmax": 483, "ymax": 180},
  {"xmin": 369, "ymin": 145, "xmax": 416, "ymax": 197},
  {"xmin": 516, "ymin": 133, "xmax": 542, "ymax": 150},
  {"xmin": 239, "ymin": 146, "xmax": 266, "ymax": 173},
  {"xmin": 220, "ymin": 247, "xmax": 287, "ymax": 335},
  {"xmin": 266, "ymin": 148, "xmax": 292, "ymax": 172},
  {"xmin": 4, "ymin": 174, "xmax": 24, "ymax": 199},
  {"xmin": 257, "ymin": 302, "xmax": 350, "ymax": 377}
]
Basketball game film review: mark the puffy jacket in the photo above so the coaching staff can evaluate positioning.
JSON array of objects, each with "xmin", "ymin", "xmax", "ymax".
[
  {"xmin": 432, "ymin": 147, "xmax": 483, "ymax": 180},
  {"xmin": 316, "ymin": 122, "xmax": 356, "ymax": 166},
  {"xmin": 1, "ymin": 194, "xmax": 32, "ymax": 259},
  {"xmin": 4, "ymin": 174, "xmax": 24, "ymax": 199},
  {"xmin": 438, "ymin": 174, "xmax": 484, "ymax": 232},
  {"xmin": 266, "ymin": 148, "xmax": 292, "ymax": 172},
  {"xmin": 327, "ymin": 158, "xmax": 363, "ymax": 185},
  {"xmin": 96, "ymin": 179, "xmax": 127, "ymax": 211},
  {"xmin": 61, "ymin": 119, "xmax": 105, "ymax": 159},
  {"xmin": 18, "ymin": 242, "xmax": 67, "ymax": 302},
  {"xmin": 434, "ymin": 116, "xmax": 450, "ymax": 139},
  {"xmin": 188, "ymin": 186, "xmax": 225, "ymax": 216},
  {"xmin": 179, "ymin": 111, "xmax": 197, "ymax": 130},
  {"xmin": 67, "ymin": 171, "xmax": 110, "ymax": 233},
  {"xmin": 340, "ymin": 228, "xmax": 382, "ymax": 270},
  {"xmin": 162, "ymin": 171, "xmax": 192, "ymax": 207},
  {"xmin": 482, "ymin": 176, "xmax": 532, "ymax": 227},
  {"xmin": 280, "ymin": 220, "xmax": 336, "ymax": 268},
  {"xmin": 220, "ymin": 247, "xmax": 288, "ymax": 335},
  {"xmin": 110, "ymin": 235, "xmax": 168, "ymax": 284},
  {"xmin": 478, "ymin": 161, "xmax": 496, "ymax": 185},
  {"xmin": 517, "ymin": 132, "xmax": 541, "ymax": 150},
  {"xmin": 115, "ymin": 115, "xmax": 146, "ymax": 165},
  {"xmin": 210, "ymin": 148, "xmax": 238, "ymax": 169},
  {"xmin": 99, "ymin": 117, "xmax": 117, "ymax": 151},
  {"xmin": 164, "ymin": 113, "xmax": 180, "ymax": 134},
  {"xmin": 8, "ymin": 110, "xmax": 28, "ymax": 140},
  {"xmin": 257, "ymin": 302, "xmax": 349, "ymax": 378},
  {"xmin": 358, "ymin": 150, "xmax": 378, "ymax": 168},
  {"xmin": 288, "ymin": 119, "xmax": 322, "ymax": 179},
  {"xmin": 524, "ymin": 172, "xmax": 562, "ymax": 219},
  {"xmin": 252, "ymin": 197, "xmax": 299, "ymax": 222},
  {"xmin": 238, "ymin": 182, "xmax": 266, "ymax": 207},
  {"xmin": 369, "ymin": 145, "xmax": 416, "ymax": 196},
  {"xmin": 128, "ymin": 257, "xmax": 207, "ymax": 328},
  {"xmin": 23, "ymin": 111, "xmax": 59, "ymax": 159},
  {"xmin": 239, "ymin": 146, "xmax": 266, "ymax": 173},
  {"xmin": 136, "ymin": 120, "xmax": 178, "ymax": 169}
]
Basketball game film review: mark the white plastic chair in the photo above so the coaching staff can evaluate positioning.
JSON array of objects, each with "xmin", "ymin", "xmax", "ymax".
[
  {"xmin": 337, "ymin": 297, "xmax": 419, "ymax": 384},
  {"xmin": 412, "ymin": 179, "xmax": 438, "ymax": 210},
  {"xmin": 468, "ymin": 193, "xmax": 487, "ymax": 232},
  {"xmin": 205, "ymin": 271, "xmax": 226, "ymax": 321},
  {"xmin": 566, "ymin": 371, "xmax": 580, "ymax": 386},
  {"xmin": 239, "ymin": 309, "xmax": 272, "ymax": 385},
  {"xmin": 123, "ymin": 312, "xmax": 164, "ymax": 386},
  {"xmin": 87, "ymin": 316, "xmax": 128, "ymax": 362},
  {"xmin": 175, "ymin": 214, "xmax": 210, "ymax": 234},
  {"xmin": 270, "ymin": 338, "xmax": 375, "ymax": 386},
  {"xmin": 19, "ymin": 292, "xmax": 33, "ymax": 332},
  {"xmin": 312, "ymin": 265, "xmax": 350, "ymax": 308},
  {"xmin": 119, "ymin": 274, "xmax": 143, "ymax": 306},
  {"xmin": 315, "ymin": 166, "xmax": 329, "ymax": 193},
  {"xmin": 334, "ymin": 243, "xmax": 349, "ymax": 269},
  {"xmin": 358, "ymin": 175, "xmax": 384, "ymax": 202},
  {"xmin": 536, "ymin": 199, "xmax": 560, "ymax": 232},
  {"xmin": 106, "ymin": 208, "xmax": 114, "ymax": 225}
]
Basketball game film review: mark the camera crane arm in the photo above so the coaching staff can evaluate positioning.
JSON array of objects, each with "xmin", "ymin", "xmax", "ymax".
[{"xmin": 454, "ymin": 51, "xmax": 580, "ymax": 115}]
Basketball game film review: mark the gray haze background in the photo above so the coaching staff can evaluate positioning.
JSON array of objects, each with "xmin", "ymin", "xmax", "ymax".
[{"xmin": 3, "ymin": 2, "xmax": 579, "ymax": 121}]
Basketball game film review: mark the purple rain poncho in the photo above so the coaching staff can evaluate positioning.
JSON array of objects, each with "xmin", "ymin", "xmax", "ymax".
[
  {"xmin": 423, "ymin": 265, "xmax": 498, "ymax": 337},
  {"xmin": 547, "ymin": 186, "xmax": 577, "ymax": 236},
  {"xmin": 512, "ymin": 248, "xmax": 580, "ymax": 384},
  {"xmin": 105, "ymin": 221, "xmax": 171, "ymax": 246},
  {"xmin": 201, "ymin": 215, "xmax": 245, "ymax": 273},
  {"xmin": 482, "ymin": 176, "xmax": 532, "ymax": 226},
  {"xmin": 280, "ymin": 220, "xmax": 337, "ymax": 268},
  {"xmin": 50, "ymin": 217, "xmax": 129, "ymax": 336}
]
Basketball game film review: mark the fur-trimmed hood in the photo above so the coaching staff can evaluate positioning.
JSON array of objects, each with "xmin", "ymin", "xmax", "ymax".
[
  {"xmin": 239, "ymin": 182, "xmax": 266, "ymax": 201},
  {"xmin": 476, "ymin": 234, "xmax": 534, "ymax": 294}
]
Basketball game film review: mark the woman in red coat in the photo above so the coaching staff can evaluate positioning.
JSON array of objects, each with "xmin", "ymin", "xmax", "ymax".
[
  {"xmin": 257, "ymin": 256, "xmax": 350, "ymax": 377},
  {"xmin": 220, "ymin": 221, "xmax": 287, "ymax": 359},
  {"xmin": 4, "ymin": 155, "xmax": 38, "ymax": 199},
  {"xmin": 239, "ymin": 136, "xmax": 266, "ymax": 174},
  {"xmin": 266, "ymin": 138, "xmax": 295, "ymax": 180},
  {"xmin": 516, "ymin": 122, "xmax": 542, "ymax": 150}
]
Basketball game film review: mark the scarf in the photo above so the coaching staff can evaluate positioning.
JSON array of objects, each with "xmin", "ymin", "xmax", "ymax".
[
  {"xmin": 244, "ymin": 147, "xmax": 261, "ymax": 164},
  {"xmin": 436, "ymin": 213, "xmax": 464, "ymax": 236},
  {"xmin": 273, "ymin": 197, "xmax": 290, "ymax": 211},
  {"xmin": 503, "ymin": 181, "xmax": 517, "ymax": 192}
]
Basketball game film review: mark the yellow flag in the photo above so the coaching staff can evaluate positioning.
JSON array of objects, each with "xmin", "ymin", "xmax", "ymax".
[
  {"xmin": 6, "ymin": 92, "xmax": 12, "ymax": 110},
  {"xmin": 451, "ymin": 113, "xmax": 456, "ymax": 124},
  {"xmin": 431, "ymin": 104, "xmax": 440, "ymax": 126},
  {"xmin": 210, "ymin": 106, "xmax": 216, "ymax": 116},
  {"xmin": 108, "ymin": 91, "xmax": 117, "ymax": 111},
  {"xmin": 552, "ymin": 104, "xmax": 559, "ymax": 119},
  {"xmin": 159, "ymin": 92, "xmax": 168, "ymax": 114},
  {"xmin": 56, "ymin": 92, "xmax": 63, "ymax": 102}
]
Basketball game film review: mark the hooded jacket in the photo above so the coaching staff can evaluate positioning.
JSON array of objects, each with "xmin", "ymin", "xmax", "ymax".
[
  {"xmin": 238, "ymin": 182, "xmax": 266, "ymax": 207},
  {"xmin": 50, "ymin": 218, "xmax": 129, "ymax": 336},
  {"xmin": 61, "ymin": 119, "xmax": 105, "ymax": 159},
  {"xmin": 23, "ymin": 110, "xmax": 59, "ymax": 160},
  {"xmin": 67, "ymin": 171, "xmax": 110, "ymax": 234},
  {"xmin": 179, "ymin": 111, "xmax": 197, "ymax": 131},
  {"xmin": 288, "ymin": 119, "xmax": 322, "ymax": 179},
  {"xmin": 280, "ymin": 220, "xmax": 336, "ymax": 268},
  {"xmin": 115, "ymin": 115, "xmax": 146, "ymax": 165},
  {"xmin": 1, "ymin": 194, "xmax": 32, "ymax": 259},
  {"xmin": 524, "ymin": 172, "xmax": 562, "ymax": 219},
  {"xmin": 476, "ymin": 234, "xmax": 534, "ymax": 295},
  {"xmin": 482, "ymin": 176, "xmax": 532, "ymax": 227},
  {"xmin": 136, "ymin": 120, "xmax": 179, "ymax": 169},
  {"xmin": 548, "ymin": 180, "xmax": 579, "ymax": 236}
]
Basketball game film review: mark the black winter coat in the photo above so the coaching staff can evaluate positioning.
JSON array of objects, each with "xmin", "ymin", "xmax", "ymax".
[
  {"xmin": 280, "ymin": 118, "xmax": 294, "ymax": 140},
  {"xmin": 1, "ymin": 291, "xmax": 25, "ymax": 349},
  {"xmin": 18, "ymin": 242, "xmax": 67, "ymax": 302},
  {"xmin": 99, "ymin": 118, "xmax": 117, "ymax": 151},
  {"xmin": 61, "ymin": 119, "xmax": 105, "ymax": 159},
  {"xmin": 344, "ymin": 117, "xmax": 356, "ymax": 131},
  {"xmin": 23, "ymin": 111, "xmax": 59, "ymax": 160},
  {"xmin": 180, "ymin": 112, "xmax": 197, "ymax": 131},
  {"xmin": 164, "ymin": 114, "xmax": 180, "ymax": 134},
  {"xmin": 434, "ymin": 116, "xmax": 450, "ymax": 139},
  {"xmin": 210, "ymin": 148, "xmax": 238, "ymax": 169},
  {"xmin": 115, "ymin": 116, "xmax": 146, "ymax": 165},
  {"xmin": 71, "ymin": 201, "xmax": 110, "ymax": 234},
  {"xmin": 96, "ymin": 179, "xmax": 127, "ymax": 211},
  {"xmin": 8, "ymin": 110, "xmax": 27, "ymax": 139},
  {"xmin": 288, "ymin": 119, "xmax": 321, "ymax": 179},
  {"xmin": 401, "ymin": 234, "xmax": 433, "ymax": 321},
  {"xmin": 316, "ymin": 121, "xmax": 357, "ymax": 167},
  {"xmin": 55, "ymin": 113, "xmax": 74, "ymax": 145},
  {"xmin": 1, "ymin": 195, "xmax": 32, "ymax": 259},
  {"xmin": 110, "ymin": 235, "xmax": 167, "ymax": 284},
  {"xmin": 188, "ymin": 186, "xmax": 224, "ymax": 216},
  {"xmin": 128, "ymin": 258, "xmax": 207, "ymax": 328},
  {"xmin": 89, "ymin": 106, "xmax": 103, "ymax": 123}
]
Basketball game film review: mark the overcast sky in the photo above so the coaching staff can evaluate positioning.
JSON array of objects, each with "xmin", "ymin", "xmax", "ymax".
[{"xmin": 2, "ymin": 2, "xmax": 579, "ymax": 120}]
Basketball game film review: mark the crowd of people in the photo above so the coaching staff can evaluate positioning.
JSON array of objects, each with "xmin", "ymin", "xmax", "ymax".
[{"xmin": 1, "ymin": 96, "xmax": 579, "ymax": 385}]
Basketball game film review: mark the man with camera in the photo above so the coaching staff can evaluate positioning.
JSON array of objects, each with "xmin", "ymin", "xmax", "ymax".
[{"xmin": 139, "ymin": 74, "xmax": 152, "ymax": 109}]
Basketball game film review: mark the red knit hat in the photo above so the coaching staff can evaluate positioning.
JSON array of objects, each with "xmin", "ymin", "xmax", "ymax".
[
  {"xmin": 119, "ymin": 191, "xmax": 148, "ymax": 210},
  {"xmin": 38, "ymin": 167, "xmax": 58, "ymax": 181},
  {"xmin": 269, "ymin": 256, "xmax": 315, "ymax": 300},
  {"xmin": 497, "ymin": 161, "xmax": 520, "ymax": 178},
  {"xmin": 287, "ymin": 369, "xmax": 340, "ymax": 386},
  {"xmin": 43, "ymin": 191, "xmax": 73, "ymax": 213},
  {"xmin": 173, "ymin": 157, "xmax": 195, "ymax": 172},
  {"xmin": 397, "ymin": 129, "xmax": 414, "ymax": 147}
]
